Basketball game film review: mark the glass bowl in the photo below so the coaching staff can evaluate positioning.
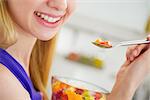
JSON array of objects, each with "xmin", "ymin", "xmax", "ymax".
[{"xmin": 53, "ymin": 76, "xmax": 109, "ymax": 94}]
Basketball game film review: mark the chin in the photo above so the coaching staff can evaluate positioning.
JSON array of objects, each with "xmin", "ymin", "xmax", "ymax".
[
  {"xmin": 36, "ymin": 32, "xmax": 57, "ymax": 41},
  {"xmin": 30, "ymin": 24, "xmax": 61, "ymax": 41}
]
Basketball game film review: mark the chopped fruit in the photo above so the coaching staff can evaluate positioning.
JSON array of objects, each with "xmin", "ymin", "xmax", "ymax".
[
  {"xmin": 93, "ymin": 38, "xmax": 112, "ymax": 48},
  {"xmin": 75, "ymin": 88, "xmax": 84, "ymax": 95},
  {"xmin": 95, "ymin": 39, "xmax": 102, "ymax": 43},
  {"xmin": 60, "ymin": 83, "xmax": 69, "ymax": 89},
  {"xmin": 61, "ymin": 94, "xmax": 68, "ymax": 100},
  {"xmin": 52, "ymin": 77, "xmax": 106, "ymax": 100},
  {"xmin": 66, "ymin": 90, "xmax": 82, "ymax": 100},
  {"xmin": 95, "ymin": 92, "xmax": 102, "ymax": 100},
  {"xmin": 52, "ymin": 81, "xmax": 61, "ymax": 93}
]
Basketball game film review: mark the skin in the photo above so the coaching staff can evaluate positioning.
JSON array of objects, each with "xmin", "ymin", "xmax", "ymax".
[
  {"xmin": 0, "ymin": 0, "xmax": 75, "ymax": 99},
  {"xmin": 0, "ymin": 0, "xmax": 150, "ymax": 100},
  {"xmin": 107, "ymin": 35, "xmax": 150, "ymax": 100}
]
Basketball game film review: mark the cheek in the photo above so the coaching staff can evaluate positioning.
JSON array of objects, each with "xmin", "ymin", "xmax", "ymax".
[
  {"xmin": 67, "ymin": 0, "xmax": 76, "ymax": 14},
  {"xmin": 8, "ymin": 0, "xmax": 39, "ymax": 32}
]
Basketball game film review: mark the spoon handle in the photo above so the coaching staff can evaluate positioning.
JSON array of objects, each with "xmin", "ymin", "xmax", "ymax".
[{"xmin": 118, "ymin": 40, "xmax": 150, "ymax": 46}]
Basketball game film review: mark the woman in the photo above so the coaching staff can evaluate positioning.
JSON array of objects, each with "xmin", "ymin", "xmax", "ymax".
[
  {"xmin": 0, "ymin": 0, "xmax": 150, "ymax": 100},
  {"xmin": 0, "ymin": 0, "xmax": 75, "ymax": 99}
]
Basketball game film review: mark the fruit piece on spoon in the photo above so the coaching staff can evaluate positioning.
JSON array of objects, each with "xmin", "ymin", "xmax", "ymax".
[{"xmin": 92, "ymin": 38, "xmax": 112, "ymax": 48}]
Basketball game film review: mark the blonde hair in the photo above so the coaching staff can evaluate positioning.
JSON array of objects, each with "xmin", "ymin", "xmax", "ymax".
[
  {"xmin": 0, "ymin": 0, "xmax": 17, "ymax": 48},
  {"xmin": 0, "ymin": 0, "xmax": 56, "ymax": 100}
]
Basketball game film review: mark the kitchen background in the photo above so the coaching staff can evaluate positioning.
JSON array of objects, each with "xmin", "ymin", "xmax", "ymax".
[{"xmin": 49, "ymin": 0, "xmax": 150, "ymax": 99}]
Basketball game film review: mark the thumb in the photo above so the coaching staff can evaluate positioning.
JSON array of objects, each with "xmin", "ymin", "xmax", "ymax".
[{"xmin": 147, "ymin": 34, "xmax": 150, "ymax": 41}]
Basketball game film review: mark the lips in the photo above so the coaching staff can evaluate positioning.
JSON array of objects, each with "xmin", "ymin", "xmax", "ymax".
[{"xmin": 34, "ymin": 11, "xmax": 63, "ymax": 28}]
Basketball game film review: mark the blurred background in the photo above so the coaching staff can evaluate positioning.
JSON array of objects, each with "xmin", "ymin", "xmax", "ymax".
[{"xmin": 49, "ymin": 0, "xmax": 150, "ymax": 99}]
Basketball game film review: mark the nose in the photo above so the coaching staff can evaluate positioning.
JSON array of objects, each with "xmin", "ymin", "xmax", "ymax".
[{"xmin": 47, "ymin": 0, "xmax": 67, "ymax": 11}]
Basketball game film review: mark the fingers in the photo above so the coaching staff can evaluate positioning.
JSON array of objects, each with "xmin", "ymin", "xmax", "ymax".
[
  {"xmin": 126, "ymin": 45, "xmax": 137, "ymax": 61},
  {"xmin": 147, "ymin": 34, "xmax": 150, "ymax": 41},
  {"xmin": 126, "ymin": 35, "xmax": 150, "ymax": 62},
  {"xmin": 127, "ymin": 44, "xmax": 148, "ymax": 61},
  {"xmin": 135, "ymin": 44, "xmax": 147, "ymax": 57},
  {"xmin": 126, "ymin": 35, "xmax": 150, "ymax": 61}
]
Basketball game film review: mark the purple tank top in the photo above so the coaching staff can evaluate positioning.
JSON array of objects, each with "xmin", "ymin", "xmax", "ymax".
[{"xmin": 0, "ymin": 48, "xmax": 42, "ymax": 100}]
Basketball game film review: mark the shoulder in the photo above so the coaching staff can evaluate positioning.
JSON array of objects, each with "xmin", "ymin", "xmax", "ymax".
[{"xmin": 0, "ymin": 64, "xmax": 31, "ymax": 100}]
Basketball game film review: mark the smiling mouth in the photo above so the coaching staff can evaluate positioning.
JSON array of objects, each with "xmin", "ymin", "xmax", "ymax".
[{"xmin": 34, "ymin": 11, "xmax": 62, "ymax": 24}]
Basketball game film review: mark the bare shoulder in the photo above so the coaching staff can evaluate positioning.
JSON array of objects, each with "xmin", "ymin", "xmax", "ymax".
[{"xmin": 0, "ymin": 64, "xmax": 31, "ymax": 100}]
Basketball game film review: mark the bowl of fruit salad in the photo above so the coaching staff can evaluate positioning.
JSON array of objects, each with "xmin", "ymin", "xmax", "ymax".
[{"xmin": 52, "ymin": 76, "xmax": 109, "ymax": 100}]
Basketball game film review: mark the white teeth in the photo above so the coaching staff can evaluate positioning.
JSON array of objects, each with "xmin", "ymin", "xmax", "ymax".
[
  {"xmin": 48, "ymin": 17, "xmax": 53, "ymax": 22},
  {"xmin": 35, "ymin": 12, "xmax": 61, "ymax": 23},
  {"xmin": 44, "ymin": 15, "xmax": 49, "ymax": 20},
  {"xmin": 37, "ymin": 12, "xmax": 40, "ymax": 16},
  {"xmin": 55, "ymin": 18, "xmax": 60, "ymax": 21},
  {"xmin": 52, "ymin": 18, "xmax": 56, "ymax": 22},
  {"xmin": 41, "ymin": 14, "xmax": 45, "ymax": 18}
]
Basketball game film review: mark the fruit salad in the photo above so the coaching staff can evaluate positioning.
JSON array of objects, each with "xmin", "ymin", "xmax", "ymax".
[
  {"xmin": 52, "ymin": 77, "xmax": 106, "ymax": 100},
  {"xmin": 92, "ymin": 38, "xmax": 112, "ymax": 48}
]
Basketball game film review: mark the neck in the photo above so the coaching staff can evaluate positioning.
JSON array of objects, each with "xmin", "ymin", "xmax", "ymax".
[{"xmin": 6, "ymin": 29, "xmax": 37, "ymax": 76}]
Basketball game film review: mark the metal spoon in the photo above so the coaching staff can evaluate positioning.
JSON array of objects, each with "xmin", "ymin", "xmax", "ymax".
[{"xmin": 92, "ymin": 39, "xmax": 150, "ymax": 49}]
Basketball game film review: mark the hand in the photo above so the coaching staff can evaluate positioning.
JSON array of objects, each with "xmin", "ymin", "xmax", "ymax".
[
  {"xmin": 107, "ymin": 35, "xmax": 150, "ymax": 100},
  {"xmin": 117, "ymin": 35, "xmax": 150, "ymax": 81},
  {"xmin": 126, "ymin": 35, "xmax": 150, "ymax": 62}
]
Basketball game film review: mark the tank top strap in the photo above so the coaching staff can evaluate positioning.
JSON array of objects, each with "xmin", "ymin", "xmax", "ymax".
[{"xmin": 0, "ymin": 48, "xmax": 42, "ymax": 100}]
